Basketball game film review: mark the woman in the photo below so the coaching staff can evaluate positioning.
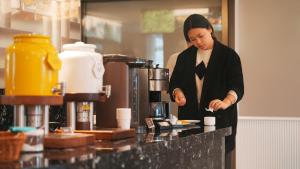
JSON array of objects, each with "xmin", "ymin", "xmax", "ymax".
[{"xmin": 169, "ymin": 14, "xmax": 244, "ymax": 166}]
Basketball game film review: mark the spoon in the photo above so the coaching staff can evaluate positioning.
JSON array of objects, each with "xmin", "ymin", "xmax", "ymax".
[{"xmin": 205, "ymin": 107, "xmax": 214, "ymax": 112}]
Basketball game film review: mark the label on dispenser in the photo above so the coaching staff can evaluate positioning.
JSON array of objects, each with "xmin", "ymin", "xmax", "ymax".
[
  {"xmin": 77, "ymin": 113, "xmax": 89, "ymax": 122},
  {"xmin": 77, "ymin": 103, "xmax": 90, "ymax": 122}
]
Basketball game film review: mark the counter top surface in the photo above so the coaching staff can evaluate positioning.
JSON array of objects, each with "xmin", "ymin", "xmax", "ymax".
[{"xmin": 1, "ymin": 126, "xmax": 231, "ymax": 169}]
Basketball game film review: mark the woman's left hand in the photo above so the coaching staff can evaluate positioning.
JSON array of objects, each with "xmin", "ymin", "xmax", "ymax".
[{"xmin": 208, "ymin": 99, "xmax": 231, "ymax": 111}]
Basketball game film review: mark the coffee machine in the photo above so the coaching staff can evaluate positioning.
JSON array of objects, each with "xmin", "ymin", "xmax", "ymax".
[
  {"xmin": 96, "ymin": 54, "xmax": 152, "ymax": 133},
  {"xmin": 96, "ymin": 55, "xmax": 171, "ymax": 132},
  {"xmin": 147, "ymin": 65, "xmax": 172, "ymax": 131}
]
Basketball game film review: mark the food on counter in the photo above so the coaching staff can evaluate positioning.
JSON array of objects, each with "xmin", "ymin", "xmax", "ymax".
[{"xmin": 176, "ymin": 120, "xmax": 200, "ymax": 125}]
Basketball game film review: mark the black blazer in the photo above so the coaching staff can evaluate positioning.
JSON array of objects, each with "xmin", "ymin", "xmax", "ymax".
[{"xmin": 169, "ymin": 39, "xmax": 244, "ymax": 152}]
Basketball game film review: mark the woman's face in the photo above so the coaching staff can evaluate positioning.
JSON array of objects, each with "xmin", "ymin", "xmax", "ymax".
[{"xmin": 188, "ymin": 27, "xmax": 213, "ymax": 50}]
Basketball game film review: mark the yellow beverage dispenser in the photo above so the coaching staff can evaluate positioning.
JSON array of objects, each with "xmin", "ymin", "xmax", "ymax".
[
  {"xmin": 5, "ymin": 34, "xmax": 61, "ymax": 96},
  {"xmin": 1, "ymin": 34, "xmax": 64, "ymax": 136}
]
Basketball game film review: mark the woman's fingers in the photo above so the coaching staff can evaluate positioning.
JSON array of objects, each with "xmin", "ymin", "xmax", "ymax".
[
  {"xmin": 177, "ymin": 97, "xmax": 186, "ymax": 106},
  {"xmin": 209, "ymin": 99, "xmax": 218, "ymax": 109},
  {"xmin": 209, "ymin": 99, "xmax": 222, "ymax": 111},
  {"xmin": 176, "ymin": 95, "xmax": 186, "ymax": 106},
  {"xmin": 175, "ymin": 90, "xmax": 186, "ymax": 106},
  {"xmin": 209, "ymin": 99, "xmax": 231, "ymax": 111}
]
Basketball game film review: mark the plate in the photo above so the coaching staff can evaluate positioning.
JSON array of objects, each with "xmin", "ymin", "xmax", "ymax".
[
  {"xmin": 177, "ymin": 120, "xmax": 200, "ymax": 124},
  {"xmin": 172, "ymin": 124, "xmax": 193, "ymax": 128}
]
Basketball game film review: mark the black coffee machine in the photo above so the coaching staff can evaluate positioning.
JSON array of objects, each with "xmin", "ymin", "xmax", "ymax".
[{"xmin": 146, "ymin": 65, "xmax": 172, "ymax": 131}]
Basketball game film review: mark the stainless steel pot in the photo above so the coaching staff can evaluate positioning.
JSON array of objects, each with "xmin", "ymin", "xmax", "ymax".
[
  {"xmin": 148, "ymin": 68, "xmax": 169, "ymax": 91},
  {"xmin": 148, "ymin": 68, "xmax": 169, "ymax": 80}
]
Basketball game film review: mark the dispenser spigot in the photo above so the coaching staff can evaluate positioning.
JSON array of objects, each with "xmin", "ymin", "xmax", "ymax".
[
  {"xmin": 100, "ymin": 85, "xmax": 111, "ymax": 98},
  {"xmin": 52, "ymin": 82, "xmax": 65, "ymax": 96}
]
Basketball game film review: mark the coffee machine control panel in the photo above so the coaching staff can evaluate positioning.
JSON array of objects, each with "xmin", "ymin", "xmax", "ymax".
[{"xmin": 145, "ymin": 118, "xmax": 172, "ymax": 131}]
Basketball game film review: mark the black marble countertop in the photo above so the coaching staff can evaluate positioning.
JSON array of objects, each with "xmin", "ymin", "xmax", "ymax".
[{"xmin": 1, "ymin": 126, "xmax": 231, "ymax": 169}]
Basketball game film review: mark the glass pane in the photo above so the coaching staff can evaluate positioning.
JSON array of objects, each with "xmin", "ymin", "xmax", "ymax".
[
  {"xmin": 0, "ymin": 0, "xmax": 81, "ymax": 49},
  {"xmin": 0, "ymin": 0, "xmax": 81, "ymax": 88},
  {"xmin": 82, "ymin": 0, "xmax": 224, "ymax": 67}
]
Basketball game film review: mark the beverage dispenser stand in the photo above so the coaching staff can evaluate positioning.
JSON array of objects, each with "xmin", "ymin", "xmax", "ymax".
[
  {"xmin": 0, "ymin": 95, "xmax": 63, "ymax": 135},
  {"xmin": 64, "ymin": 92, "xmax": 109, "ymax": 131}
]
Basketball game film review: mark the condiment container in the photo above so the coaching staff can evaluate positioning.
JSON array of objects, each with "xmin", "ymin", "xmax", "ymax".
[
  {"xmin": 204, "ymin": 116, "xmax": 216, "ymax": 126},
  {"xmin": 10, "ymin": 127, "xmax": 44, "ymax": 152},
  {"xmin": 22, "ymin": 128, "xmax": 44, "ymax": 152},
  {"xmin": 204, "ymin": 116, "xmax": 216, "ymax": 132}
]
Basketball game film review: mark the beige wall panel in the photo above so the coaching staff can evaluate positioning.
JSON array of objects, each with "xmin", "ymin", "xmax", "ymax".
[{"xmin": 237, "ymin": 0, "xmax": 300, "ymax": 116}]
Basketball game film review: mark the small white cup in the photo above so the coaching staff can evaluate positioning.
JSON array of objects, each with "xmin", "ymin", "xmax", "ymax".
[
  {"xmin": 204, "ymin": 116, "xmax": 216, "ymax": 126},
  {"xmin": 116, "ymin": 108, "xmax": 131, "ymax": 129}
]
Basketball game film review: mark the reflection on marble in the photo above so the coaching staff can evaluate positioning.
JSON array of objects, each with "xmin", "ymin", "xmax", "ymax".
[
  {"xmin": 94, "ymin": 127, "xmax": 230, "ymax": 169},
  {"xmin": 1, "ymin": 126, "xmax": 230, "ymax": 169},
  {"xmin": 0, "ymin": 89, "xmax": 13, "ymax": 130}
]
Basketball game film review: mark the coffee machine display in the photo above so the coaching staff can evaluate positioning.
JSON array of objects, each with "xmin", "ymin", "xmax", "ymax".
[{"xmin": 148, "ymin": 66, "xmax": 172, "ymax": 131}]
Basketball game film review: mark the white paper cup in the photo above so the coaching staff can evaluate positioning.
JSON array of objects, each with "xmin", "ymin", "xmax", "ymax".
[
  {"xmin": 116, "ymin": 108, "xmax": 131, "ymax": 129},
  {"xmin": 116, "ymin": 108, "xmax": 131, "ymax": 119},
  {"xmin": 204, "ymin": 116, "xmax": 216, "ymax": 126}
]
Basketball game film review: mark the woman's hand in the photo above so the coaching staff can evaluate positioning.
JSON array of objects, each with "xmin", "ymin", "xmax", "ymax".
[
  {"xmin": 173, "ymin": 89, "xmax": 186, "ymax": 106},
  {"xmin": 208, "ymin": 99, "xmax": 231, "ymax": 111}
]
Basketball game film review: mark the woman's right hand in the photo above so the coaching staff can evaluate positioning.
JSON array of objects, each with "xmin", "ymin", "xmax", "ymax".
[{"xmin": 173, "ymin": 89, "xmax": 186, "ymax": 106}]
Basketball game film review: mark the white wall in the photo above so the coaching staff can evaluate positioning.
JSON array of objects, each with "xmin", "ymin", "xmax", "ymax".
[
  {"xmin": 236, "ymin": 0, "xmax": 300, "ymax": 117},
  {"xmin": 237, "ymin": 117, "xmax": 300, "ymax": 169}
]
